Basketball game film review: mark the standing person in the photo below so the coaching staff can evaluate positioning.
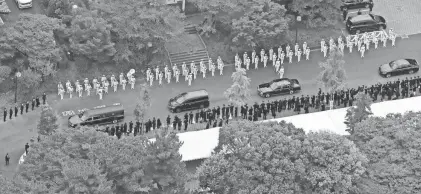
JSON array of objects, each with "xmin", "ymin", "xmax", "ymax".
[
  {"xmin": 254, "ymin": 56, "xmax": 259, "ymax": 69},
  {"xmin": 184, "ymin": 117, "xmax": 188, "ymax": 131},
  {"xmin": 305, "ymin": 47, "xmax": 310, "ymax": 60},
  {"xmin": 187, "ymin": 73, "xmax": 193, "ymax": 86},
  {"xmin": 5, "ymin": 153, "xmax": 10, "ymax": 166},
  {"xmin": 31, "ymin": 97, "xmax": 35, "ymax": 111},
  {"xmin": 288, "ymin": 50, "xmax": 293, "ymax": 63},
  {"xmin": 297, "ymin": 49, "xmax": 302, "ymax": 62},
  {"xmin": 25, "ymin": 143, "xmax": 29, "ymax": 155},
  {"xmin": 42, "ymin": 93, "xmax": 46, "ymax": 105},
  {"xmin": 20, "ymin": 103, "xmax": 24, "ymax": 115},
  {"xmin": 36, "ymin": 96, "xmax": 40, "ymax": 107},
  {"xmin": 25, "ymin": 101, "xmax": 29, "ymax": 113},
  {"xmin": 280, "ymin": 50, "xmax": 285, "ymax": 65},
  {"xmin": 263, "ymin": 54, "xmax": 268, "ymax": 67},
  {"xmin": 279, "ymin": 65, "xmax": 285, "ymax": 78},
  {"xmin": 158, "ymin": 71, "xmax": 163, "ymax": 85},
  {"xmin": 9, "ymin": 107, "xmax": 13, "ymax": 120},
  {"xmin": 14, "ymin": 105, "xmax": 18, "ymax": 117},
  {"xmin": 3, "ymin": 108, "xmax": 6, "ymax": 122},
  {"xmin": 360, "ymin": 44, "xmax": 366, "ymax": 58}
]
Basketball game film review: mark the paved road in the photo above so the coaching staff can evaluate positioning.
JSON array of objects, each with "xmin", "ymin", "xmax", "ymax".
[
  {"xmin": 2, "ymin": 0, "xmax": 42, "ymax": 23},
  {"xmin": 49, "ymin": 34, "xmax": 421, "ymax": 124}
]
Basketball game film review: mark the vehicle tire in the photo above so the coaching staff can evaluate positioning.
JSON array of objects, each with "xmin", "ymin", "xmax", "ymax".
[
  {"xmin": 265, "ymin": 93, "xmax": 270, "ymax": 98},
  {"xmin": 200, "ymin": 104, "xmax": 204, "ymax": 109},
  {"xmin": 289, "ymin": 90, "xmax": 294, "ymax": 94},
  {"xmin": 175, "ymin": 108, "xmax": 181, "ymax": 113},
  {"xmin": 112, "ymin": 120, "xmax": 117, "ymax": 124},
  {"xmin": 409, "ymin": 70, "xmax": 414, "ymax": 74},
  {"xmin": 386, "ymin": 73, "xmax": 391, "ymax": 78}
]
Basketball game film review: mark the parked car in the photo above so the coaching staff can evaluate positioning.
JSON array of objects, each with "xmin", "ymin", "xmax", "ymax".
[
  {"xmin": 15, "ymin": 0, "xmax": 32, "ymax": 9},
  {"xmin": 68, "ymin": 104, "xmax": 124, "ymax": 128},
  {"xmin": 168, "ymin": 89, "xmax": 210, "ymax": 113},
  {"xmin": 346, "ymin": 14, "xmax": 386, "ymax": 34},
  {"xmin": 257, "ymin": 78, "xmax": 301, "ymax": 98},
  {"xmin": 379, "ymin": 59, "xmax": 419, "ymax": 78},
  {"xmin": 341, "ymin": 0, "xmax": 373, "ymax": 11}
]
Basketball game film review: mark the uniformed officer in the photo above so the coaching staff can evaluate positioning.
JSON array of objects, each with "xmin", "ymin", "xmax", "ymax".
[
  {"xmin": 14, "ymin": 105, "xmax": 18, "ymax": 117},
  {"xmin": 25, "ymin": 101, "xmax": 29, "ymax": 113},
  {"xmin": 36, "ymin": 96, "xmax": 40, "ymax": 107},
  {"xmin": 3, "ymin": 108, "xmax": 6, "ymax": 122},
  {"xmin": 20, "ymin": 103, "xmax": 24, "ymax": 115},
  {"xmin": 42, "ymin": 93, "xmax": 46, "ymax": 105},
  {"xmin": 9, "ymin": 107, "xmax": 13, "ymax": 120}
]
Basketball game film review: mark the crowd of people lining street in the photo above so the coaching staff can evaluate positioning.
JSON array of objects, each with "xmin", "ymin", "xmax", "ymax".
[
  {"xmin": 3, "ymin": 93, "xmax": 47, "ymax": 122},
  {"xmin": 98, "ymin": 75, "xmax": 421, "ymax": 138}
]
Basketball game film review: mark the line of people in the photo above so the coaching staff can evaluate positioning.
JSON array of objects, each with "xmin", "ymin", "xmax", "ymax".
[
  {"xmin": 2, "ymin": 94, "xmax": 47, "ymax": 122},
  {"xmin": 57, "ymin": 71, "xmax": 136, "ymax": 100},
  {"xmin": 96, "ymin": 75, "xmax": 421, "ymax": 137},
  {"xmin": 145, "ymin": 56, "xmax": 225, "ymax": 87}
]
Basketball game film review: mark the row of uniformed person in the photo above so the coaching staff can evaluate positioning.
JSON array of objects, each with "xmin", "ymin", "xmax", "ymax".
[{"xmin": 3, "ymin": 94, "xmax": 46, "ymax": 122}]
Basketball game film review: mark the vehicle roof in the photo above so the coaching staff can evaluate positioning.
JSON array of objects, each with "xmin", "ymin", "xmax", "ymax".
[
  {"xmin": 183, "ymin": 89, "xmax": 208, "ymax": 99},
  {"xmin": 84, "ymin": 105, "xmax": 124, "ymax": 117},
  {"xmin": 350, "ymin": 14, "xmax": 373, "ymax": 23}
]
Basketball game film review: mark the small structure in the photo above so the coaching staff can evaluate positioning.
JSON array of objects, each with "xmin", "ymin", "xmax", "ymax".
[{"xmin": 0, "ymin": 0, "xmax": 11, "ymax": 14}]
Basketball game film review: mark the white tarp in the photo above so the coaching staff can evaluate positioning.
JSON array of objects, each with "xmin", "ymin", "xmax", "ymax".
[{"xmin": 163, "ymin": 96, "xmax": 421, "ymax": 161}]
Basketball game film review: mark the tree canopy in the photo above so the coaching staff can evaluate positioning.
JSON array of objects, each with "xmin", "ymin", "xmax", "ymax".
[
  {"xmin": 344, "ymin": 92, "xmax": 373, "ymax": 134},
  {"xmin": 289, "ymin": 0, "xmax": 342, "ymax": 28},
  {"xmin": 198, "ymin": 120, "xmax": 367, "ymax": 194},
  {"xmin": 351, "ymin": 112, "xmax": 421, "ymax": 194},
  {"xmin": 37, "ymin": 105, "xmax": 59, "ymax": 136},
  {"xmin": 224, "ymin": 68, "xmax": 251, "ymax": 107},
  {"xmin": 15, "ymin": 126, "xmax": 188, "ymax": 193},
  {"xmin": 317, "ymin": 45, "xmax": 347, "ymax": 94}
]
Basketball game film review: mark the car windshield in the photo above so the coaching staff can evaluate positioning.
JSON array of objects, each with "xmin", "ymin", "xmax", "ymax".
[{"xmin": 175, "ymin": 96, "xmax": 185, "ymax": 104}]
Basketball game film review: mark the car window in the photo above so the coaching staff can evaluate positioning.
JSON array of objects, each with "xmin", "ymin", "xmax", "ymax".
[{"xmin": 175, "ymin": 96, "xmax": 185, "ymax": 104}]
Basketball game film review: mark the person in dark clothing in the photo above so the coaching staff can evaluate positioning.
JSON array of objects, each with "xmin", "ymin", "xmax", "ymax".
[
  {"xmin": 206, "ymin": 121, "xmax": 210, "ymax": 129},
  {"xmin": 42, "ymin": 93, "xmax": 47, "ymax": 105},
  {"xmin": 20, "ymin": 104, "xmax": 24, "ymax": 115},
  {"xmin": 31, "ymin": 98, "xmax": 35, "ymax": 110},
  {"xmin": 5, "ymin": 153, "xmax": 10, "ymax": 166},
  {"xmin": 152, "ymin": 117, "xmax": 156, "ymax": 130},
  {"xmin": 177, "ymin": 119, "xmax": 182, "ymax": 131},
  {"xmin": 36, "ymin": 96, "xmax": 40, "ymax": 107},
  {"xmin": 157, "ymin": 118, "xmax": 162, "ymax": 129},
  {"xmin": 25, "ymin": 101, "xmax": 29, "ymax": 113},
  {"xmin": 189, "ymin": 112, "xmax": 193, "ymax": 124},
  {"xmin": 129, "ymin": 121, "xmax": 133, "ymax": 133},
  {"xmin": 116, "ymin": 129, "xmax": 122, "ymax": 139},
  {"xmin": 105, "ymin": 126, "xmax": 110, "ymax": 135},
  {"xmin": 3, "ymin": 108, "xmax": 6, "ymax": 122},
  {"xmin": 321, "ymin": 102, "xmax": 326, "ymax": 111},
  {"xmin": 166, "ymin": 115, "xmax": 171, "ymax": 126},
  {"xmin": 225, "ymin": 117, "xmax": 229, "ymax": 125},
  {"xmin": 14, "ymin": 106, "xmax": 18, "ymax": 117},
  {"xmin": 9, "ymin": 107, "xmax": 13, "ymax": 120},
  {"xmin": 172, "ymin": 119, "xmax": 177, "ymax": 129},
  {"xmin": 218, "ymin": 119, "xmax": 223, "ymax": 127},
  {"xmin": 123, "ymin": 122, "xmax": 128, "ymax": 134},
  {"xmin": 195, "ymin": 111, "xmax": 200, "ymax": 124},
  {"xmin": 25, "ymin": 143, "xmax": 29, "ymax": 154},
  {"xmin": 212, "ymin": 120, "xmax": 217, "ymax": 128},
  {"xmin": 111, "ymin": 126, "xmax": 116, "ymax": 136},
  {"xmin": 184, "ymin": 118, "xmax": 188, "ymax": 131},
  {"xmin": 304, "ymin": 103, "xmax": 309, "ymax": 114}
]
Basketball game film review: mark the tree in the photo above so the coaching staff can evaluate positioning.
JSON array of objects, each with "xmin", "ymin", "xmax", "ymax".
[
  {"xmin": 67, "ymin": 10, "xmax": 116, "ymax": 63},
  {"xmin": 0, "ymin": 174, "xmax": 25, "ymax": 194},
  {"xmin": 16, "ymin": 127, "xmax": 114, "ymax": 193},
  {"xmin": 1, "ymin": 13, "xmax": 62, "ymax": 82},
  {"xmin": 350, "ymin": 112, "xmax": 421, "ymax": 194},
  {"xmin": 224, "ymin": 68, "xmax": 251, "ymax": 109},
  {"xmin": 91, "ymin": 0, "xmax": 185, "ymax": 66},
  {"xmin": 317, "ymin": 45, "xmax": 347, "ymax": 108},
  {"xmin": 230, "ymin": 0, "xmax": 290, "ymax": 50},
  {"xmin": 0, "ymin": 65, "xmax": 11, "ymax": 84},
  {"xmin": 198, "ymin": 120, "xmax": 366, "ymax": 193},
  {"xmin": 143, "ymin": 128, "xmax": 188, "ymax": 193},
  {"xmin": 36, "ymin": 105, "xmax": 59, "ymax": 136},
  {"xmin": 289, "ymin": 0, "xmax": 342, "ymax": 28},
  {"xmin": 344, "ymin": 92, "xmax": 373, "ymax": 134},
  {"xmin": 134, "ymin": 84, "xmax": 151, "ymax": 123}
]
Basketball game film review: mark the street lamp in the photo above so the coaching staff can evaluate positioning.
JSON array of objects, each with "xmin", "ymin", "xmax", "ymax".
[
  {"xmin": 295, "ymin": 16, "xmax": 302, "ymax": 44},
  {"xmin": 14, "ymin": 71, "xmax": 21, "ymax": 103}
]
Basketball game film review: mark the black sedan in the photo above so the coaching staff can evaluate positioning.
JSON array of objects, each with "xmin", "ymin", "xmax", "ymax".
[
  {"xmin": 379, "ymin": 59, "xmax": 419, "ymax": 78},
  {"xmin": 257, "ymin": 78, "xmax": 301, "ymax": 98}
]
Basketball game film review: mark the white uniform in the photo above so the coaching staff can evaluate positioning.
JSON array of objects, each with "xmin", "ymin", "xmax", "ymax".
[
  {"xmin": 86, "ymin": 84, "xmax": 91, "ymax": 96},
  {"xmin": 302, "ymin": 42, "xmax": 307, "ymax": 53},
  {"xmin": 158, "ymin": 72, "xmax": 163, "ymax": 85},
  {"xmin": 202, "ymin": 66, "xmax": 207, "ymax": 78},
  {"xmin": 275, "ymin": 60, "xmax": 280, "ymax": 72},
  {"xmin": 146, "ymin": 69, "xmax": 151, "ymax": 81},
  {"xmin": 113, "ymin": 80, "xmax": 118, "ymax": 92},
  {"xmin": 269, "ymin": 49, "xmax": 273, "ymax": 61},
  {"xmin": 297, "ymin": 50, "xmax": 302, "ymax": 62},
  {"xmin": 245, "ymin": 58, "xmax": 250, "ymax": 70},
  {"xmin": 260, "ymin": 50, "xmax": 265, "ymax": 62},
  {"xmin": 58, "ymin": 88, "xmax": 64, "ymax": 100},
  {"xmin": 251, "ymin": 51, "xmax": 256, "ymax": 64},
  {"xmin": 104, "ymin": 81, "xmax": 109, "ymax": 93},
  {"xmin": 187, "ymin": 73, "xmax": 193, "ymax": 86},
  {"xmin": 294, "ymin": 44, "xmax": 299, "ymax": 56},
  {"xmin": 263, "ymin": 55, "xmax": 268, "ymax": 67},
  {"xmin": 360, "ymin": 45, "xmax": 365, "ymax": 58},
  {"xmin": 254, "ymin": 56, "xmax": 259, "ymax": 69},
  {"xmin": 149, "ymin": 74, "xmax": 154, "ymax": 86},
  {"xmin": 155, "ymin": 67, "xmax": 159, "ymax": 81},
  {"xmin": 280, "ymin": 51, "xmax": 285, "ymax": 65},
  {"xmin": 210, "ymin": 63, "xmax": 215, "ymax": 76},
  {"xmin": 288, "ymin": 50, "xmax": 293, "ymax": 63},
  {"xmin": 279, "ymin": 66, "xmax": 285, "ymax": 78},
  {"xmin": 305, "ymin": 48, "xmax": 310, "ymax": 60},
  {"xmin": 175, "ymin": 69, "xmax": 180, "ymax": 82},
  {"xmin": 217, "ymin": 57, "xmax": 224, "ymax": 75},
  {"xmin": 320, "ymin": 40, "xmax": 325, "ymax": 52},
  {"xmin": 130, "ymin": 77, "xmax": 135, "ymax": 89},
  {"xmin": 272, "ymin": 54, "xmax": 277, "ymax": 66},
  {"xmin": 121, "ymin": 79, "xmax": 127, "ymax": 90},
  {"xmin": 167, "ymin": 71, "xmax": 172, "ymax": 84}
]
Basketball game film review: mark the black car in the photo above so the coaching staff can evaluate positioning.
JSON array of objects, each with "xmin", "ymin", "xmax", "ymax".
[
  {"xmin": 379, "ymin": 59, "xmax": 419, "ymax": 78},
  {"xmin": 346, "ymin": 14, "xmax": 386, "ymax": 34},
  {"xmin": 68, "ymin": 104, "xmax": 125, "ymax": 127},
  {"xmin": 168, "ymin": 89, "xmax": 210, "ymax": 113},
  {"xmin": 257, "ymin": 78, "xmax": 301, "ymax": 98},
  {"xmin": 340, "ymin": 0, "xmax": 373, "ymax": 11}
]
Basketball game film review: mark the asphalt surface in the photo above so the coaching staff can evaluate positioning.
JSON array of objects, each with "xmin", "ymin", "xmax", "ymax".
[
  {"xmin": 49, "ymin": 34, "xmax": 421, "ymax": 124},
  {"xmin": 1, "ymin": 0, "xmax": 42, "ymax": 23}
]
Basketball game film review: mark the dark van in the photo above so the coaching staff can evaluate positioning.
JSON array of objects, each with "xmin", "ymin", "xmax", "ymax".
[
  {"xmin": 168, "ymin": 89, "xmax": 210, "ymax": 113},
  {"xmin": 68, "ymin": 104, "xmax": 124, "ymax": 127}
]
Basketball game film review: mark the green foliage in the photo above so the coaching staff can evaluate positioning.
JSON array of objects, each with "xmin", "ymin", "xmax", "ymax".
[
  {"xmin": 36, "ymin": 105, "xmax": 59, "ymax": 136},
  {"xmin": 0, "ymin": 174, "xmax": 25, "ymax": 194},
  {"xmin": 134, "ymin": 84, "xmax": 151, "ymax": 122},
  {"xmin": 1, "ymin": 13, "xmax": 62, "ymax": 84},
  {"xmin": 67, "ymin": 10, "xmax": 116, "ymax": 63},
  {"xmin": 41, "ymin": 0, "xmax": 74, "ymax": 18},
  {"xmin": 289, "ymin": 0, "xmax": 342, "ymax": 28},
  {"xmin": 17, "ymin": 126, "xmax": 189, "ymax": 193},
  {"xmin": 198, "ymin": 120, "xmax": 366, "ymax": 193},
  {"xmin": 223, "ymin": 68, "xmax": 251, "ymax": 107},
  {"xmin": 91, "ymin": 0, "xmax": 185, "ymax": 66},
  {"xmin": 317, "ymin": 45, "xmax": 347, "ymax": 94},
  {"xmin": 351, "ymin": 112, "xmax": 421, "ymax": 194},
  {"xmin": 0, "ymin": 65, "xmax": 11, "ymax": 84},
  {"xmin": 344, "ymin": 92, "xmax": 373, "ymax": 134},
  {"xmin": 231, "ymin": 1, "xmax": 290, "ymax": 50}
]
